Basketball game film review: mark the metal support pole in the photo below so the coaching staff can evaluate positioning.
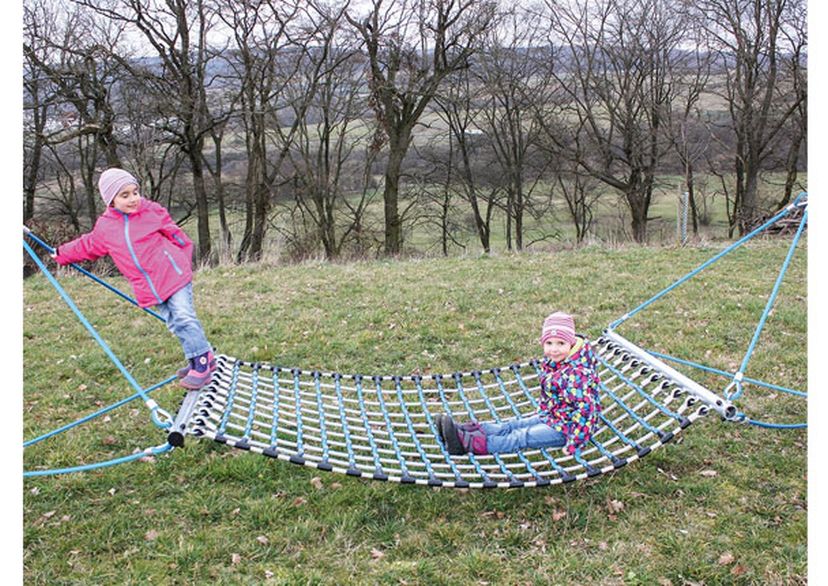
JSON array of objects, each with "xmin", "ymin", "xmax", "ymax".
[{"xmin": 604, "ymin": 329, "xmax": 737, "ymax": 420}]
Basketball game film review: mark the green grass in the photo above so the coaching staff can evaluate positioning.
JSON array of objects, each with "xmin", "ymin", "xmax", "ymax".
[{"xmin": 23, "ymin": 240, "xmax": 806, "ymax": 584}]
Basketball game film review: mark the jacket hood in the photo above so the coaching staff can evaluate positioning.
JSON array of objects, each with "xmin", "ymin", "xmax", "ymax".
[{"xmin": 542, "ymin": 335, "xmax": 597, "ymax": 371}]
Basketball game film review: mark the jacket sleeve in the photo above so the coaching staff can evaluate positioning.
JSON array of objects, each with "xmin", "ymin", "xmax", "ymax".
[
  {"xmin": 561, "ymin": 369, "xmax": 601, "ymax": 455},
  {"xmin": 154, "ymin": 202, "xmax": 192, "ymax": 248},
  {"xmin": 54, "ymin": 227, "xmax": 108, "ymax": 265}
]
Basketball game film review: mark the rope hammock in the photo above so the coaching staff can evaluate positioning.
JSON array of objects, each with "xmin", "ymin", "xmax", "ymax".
[
  {"xmin": 180, "ymin": 333, "xmax": 703, "ymax": 488},
  {"xmin": 22, "ymin": 192, "xmax": 808, "ymax": 486}
]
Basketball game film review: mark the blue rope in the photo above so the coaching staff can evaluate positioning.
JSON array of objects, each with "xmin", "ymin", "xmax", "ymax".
[
  {"xmin": 392, "ymin": 376, "xmax": 435, "ymax": 481},
  {"xmin": 23, "ymin": 239, "xmax": 173, "ymax": 429},
  {"xmin": 600, "ymin": 360, "xmax": 683, "ymax": 423},
  {"xmin": 24, "ymin": 375, "xmax": 177, "ymax": 448},
  {"xmin": 24, "ymin": 228, "xmax": 165, "ymax": 322},
  {"xmin": 434, "ymin": 374, "xmax": 455, "ymax": 417},
  {"xmin": 468, "ymin": 372, "xmax": 519, "ymax": 484},
  {"xmin": 437, "ymin": 373, "xmax": 493, "ymax": 485},
  {"xmin": 647, "ymin": 351, "xmax": 806, "ymax": 398},
  {"xmin": 217, "ymin": 361, "xmax": 241, "ymax": 435},
  {"xmin": 242, "ymin": 364, "xmax": 260, "ymax": 438},
  {"xmin": 740, "ymin": 416, "xmax": 807, "ymax": 430},
  {"xmin": 354, "ymin": 375, "xmax": 384, "ymax": 478},
  {"xmin": 597, "ymin": 411, "xmax": 641, "ymax": 452},
  {"xmin": 729, "ymin": 207, "xmax": 808, "ymax": 400},
  {"xmin": 373, "ymin": 377, "xmax": 412, "ymax": 481},
  {"xmin": 491, "ymin": 368, "xmax": 549, "ymax": 484},
  {"xmin": 452, "ymin": 372, "xmax": 478, "ymax": 420},
  {"xmin": 471, "ymin": 371, "xmax": 501, "ymax": 421},
  {"xmin": 291, "ymin": 369, "xmax": 304, "ymax": 455},
  {"xmin": 596, "ymin": 378, "xmax": 664, "ymax": 439},
  {"xmin": 513, "ymin": 363, "xmax": 575, "ymax": 481},
  {"xmin": 24, "ymin": 442, "xmax": 174, "ymax": 478},
  {"xmin": 313, "ymin": 371, "xmax": 330, "ymax": 463},
  {"xmin": 333, "ymin": 374, "xmax": 358, "ymax": 471},
  {"xmin": 610, "ymin": 193, "xmax": 807, "ymax": 330},
  {"xmin": 270, "ymin": 368, "xmax": 282, "ymax": 449}
]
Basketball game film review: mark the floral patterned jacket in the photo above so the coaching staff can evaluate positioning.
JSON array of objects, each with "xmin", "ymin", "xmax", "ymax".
[{"xmin": 538, "ymin": 336, "xmax": 602, "ymax": 455}]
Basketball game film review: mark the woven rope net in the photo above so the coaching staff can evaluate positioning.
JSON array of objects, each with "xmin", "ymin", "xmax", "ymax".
[{"xmin": 185, "ymin": 336, "xmax": 706, "ymax": 488}]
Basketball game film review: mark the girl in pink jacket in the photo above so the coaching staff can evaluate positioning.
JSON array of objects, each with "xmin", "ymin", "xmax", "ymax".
[{"xmin": 53, "ymin": 168, "xmax": 215, "ymax": 389}]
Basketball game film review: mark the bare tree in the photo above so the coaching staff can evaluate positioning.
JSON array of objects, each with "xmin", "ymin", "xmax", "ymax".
[
  {"xmin": 218, "ymin": 0, "xmax": 344, "ymax": 262},
  {"xmin": 664, "ymin": 19, "xmax": 713, "ymax": 236},
  {"xmin": 287, "ymin": 27, "xmax": 373, "ymax": 260},
  {"xmin": 346, "ymin": 0, "xmax": 498, "ymax": 255},
  {"xmin": 410, "ymin": 135, "xmax": 469, "ymax": 256},
  {"xmin": 556, "ymin": 168, "xmax": 601, "ymax": 244},
  {"xmin": 694, "ymin": 0, "xmax": 806, "ymax": 234},
  {"xmin": 217, "ymin": 0, "xmax": 298, "ymax": 262},
  {"xmin": 433, "ymin": 67, "xmax": 499, "ymax": 253},
  {"xmin": 776, "ymin": 0, "xmax": 807, "ymax": 209},
  {"xmin": 537, "ymin": 0, "xmax": 689, "ymax": 243},
  {"xmin": 475, "ymin": 11, "xmax": 553, "ymax": 250},
  {"xmin": 25, "ymin": 0, "xmax": 127, "ymax": 224},
  {"xmin": 23, "ymin": 0, "xmax": 54, "ymax": 222},
  {"xmin": 76, "ymin": 0, "xmax": 223, "ymax": 261}
]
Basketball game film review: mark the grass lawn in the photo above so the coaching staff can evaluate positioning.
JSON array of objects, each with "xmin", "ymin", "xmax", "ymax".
[{"xmin": 23, "ymin": 238, "xmax": 806, "ymax": 584}]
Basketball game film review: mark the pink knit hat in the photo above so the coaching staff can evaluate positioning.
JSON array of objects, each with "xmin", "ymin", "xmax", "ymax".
[
  {"xmin": 98, "ymin": 168, "xmax": 139, "ymax": 207},
  {"xmin": 539, "ymin": 311, "xmax": 576, "ymax": 346}
]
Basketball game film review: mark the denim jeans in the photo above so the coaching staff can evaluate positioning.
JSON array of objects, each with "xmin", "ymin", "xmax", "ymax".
[
  {"xmin": 481, "ymin": 414, "xmax": 566, "ymax": 454},
  {"xmin": 155, "ymin": 283, "xmax": 211, "ymax": 359}
]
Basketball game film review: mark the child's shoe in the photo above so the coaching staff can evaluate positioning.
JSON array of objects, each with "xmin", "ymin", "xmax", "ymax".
[
  {"xmin": 458, "ymin": 420, "xmax": 482, "ymax": 433},
  {"xmin": 176, "ymin": 354, "xmax": 217, "ymax": 380},
  {"xmin": 176, "ymin": 360, "xmax": 192, "ymax": 380},
  {"xmin": 180, "ymin": 351, "xmax": 215, "ymax": 389},
  {"xmin": 437, "ymin": 414, "xmax": 467, "ymax": 455},
  {"xmin": 458, "ymin": 426, "xmax": 488, "ymax": 455}
]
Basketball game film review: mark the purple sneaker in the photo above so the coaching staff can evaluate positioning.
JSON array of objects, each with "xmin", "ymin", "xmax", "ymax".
[
  {"xmin": 458, "ymin": 421, "xmax": 483, "ymax": 433},
  {"xmin": 458, "ymin": 426, "xmax": 488, "ymax": 455},
  {"xmin": 180, "ymin": 351, "xmax": 216, "ymax": 389},
  {"xmin": 176, "ymin": 354, "xmax": 217, "ymax": 380}
]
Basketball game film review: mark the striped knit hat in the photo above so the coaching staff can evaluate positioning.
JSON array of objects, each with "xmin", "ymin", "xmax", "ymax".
[
  {"xmin": 98, "ymin": 168, "xmax": 139, "ymax": 207},
  {"xmin": 539, "ymin": 311, "xmax": 576, "ymax": 346}
]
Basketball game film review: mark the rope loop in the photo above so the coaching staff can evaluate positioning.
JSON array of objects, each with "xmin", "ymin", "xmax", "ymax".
[{"xmin": 150, "ymin": 404, "xmax": 174, "ymax": 429}]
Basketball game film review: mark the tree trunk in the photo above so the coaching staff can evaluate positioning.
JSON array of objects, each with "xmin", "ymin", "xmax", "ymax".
[
  {"xmin": 23, "ymin": 134, "xmax": 44, "ymax": 222},
  {"xmin": 685, "ymin": 159, "xmax": 699, "ymax": 235},
  {"xmin": 625, "ymin": 183, "xmax": 649, "ymax": 243},
  {"xmin": 779, "ymin": 131, "xmax": 804, "ymax": 209},
  {"xmin": 189, "ymin": 151, "xmax": 212, "ymax": 263},
  {"xmin": 383, "ymin": 132, "xmax": 409, "ymax": 255}
]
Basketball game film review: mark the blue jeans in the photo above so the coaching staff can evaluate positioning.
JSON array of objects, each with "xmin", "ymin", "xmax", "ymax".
[
  {"xmin": 155, "ymin": 283, "xmax": 211, "ymax": 359},
  {"xmin": 481, "ymin": 414, "xmax": 566, "ymax": 454}
]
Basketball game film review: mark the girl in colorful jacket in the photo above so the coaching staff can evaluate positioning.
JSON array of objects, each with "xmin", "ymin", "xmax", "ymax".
[
  {"xmin": 53, "ymin": 168, "xmax": 215, "ymax": 390},
  {"xmin": 437, "ymin": 312, "xmax": 602, "ymax": 456}
]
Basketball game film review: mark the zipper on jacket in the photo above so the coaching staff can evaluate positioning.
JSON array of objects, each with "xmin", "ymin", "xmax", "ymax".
[
  {"xmin": 164, "ymin": 249, "xmax": 183, "ymax": 275},
  {"xmin": 123, "ymin": 213, "xmax": 163, "ymax": 304}
]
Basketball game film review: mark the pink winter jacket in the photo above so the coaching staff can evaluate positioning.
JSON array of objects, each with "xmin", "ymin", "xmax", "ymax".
[{"xmin": 54, "ymin": 199, "xmax": 194, "ymax": 308}]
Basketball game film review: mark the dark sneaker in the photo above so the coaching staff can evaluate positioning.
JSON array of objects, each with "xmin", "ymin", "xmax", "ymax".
[{"xmin": 438, "ymin": 414, "xmax": 466, "ymax": 456}]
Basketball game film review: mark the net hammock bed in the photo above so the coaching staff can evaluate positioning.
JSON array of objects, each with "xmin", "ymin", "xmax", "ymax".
[{"xmin": 22, "ymin": 192, "xmax": 808, "ymax": 487}]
